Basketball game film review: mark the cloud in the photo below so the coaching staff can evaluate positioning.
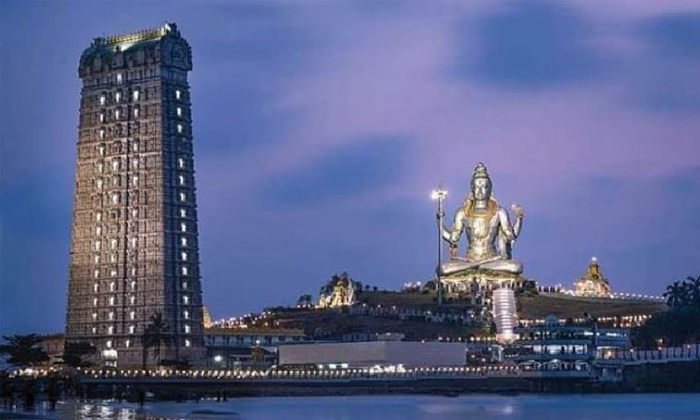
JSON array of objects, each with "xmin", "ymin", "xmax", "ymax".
[
  {"xmin": 259, "ymin": 135, "xmax": 407, "ymax": 206},
  {"xmin": 640, "ymin": 12, "xmax": 700, "ymax": 61},
  {"xmin": 461, "ymin": 1, "xmax": 606, "ymax": 89},
  {"xmin": 629, "ymin": 12, "xmax": 700, "ymax": 112}
]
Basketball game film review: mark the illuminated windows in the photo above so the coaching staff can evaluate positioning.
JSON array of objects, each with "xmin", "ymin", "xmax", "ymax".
[
  {"xmin": 178, "ymin": 175, "xmax": 185, "ymax": 185},
  {"xmin": 183, "ymin": 310, "xmax": 189, "ymax": 319},
  {"xmin": 181, "ymin": 251, "xmax": 188, "ymax": 261},
  {"xmin": 132, "ymin": 90, "xmax": 140, "ymax": 101},
  {"xmin": 180, "ymin": 222, "xmax": 187, "ymax": 232},
  {"xmin": 178, "ymin": 158, "xmax": 184, "ymax": 168},
  {"xmin": 182, "ymin": 266, "xmax": 188, "ymax": 276},
  {"xmin": 184, "ymin": 324, "xmax": 190, "ymax": 334},
  {"xmin": 177, "ymin": 107, "xmax": 182, "ymax": 117},
  {"xmin": 129, "ymin": 311, "xmax": 135, "ymax": 320},
  {"xmin": 107, "ymin": 326, "xmax": 114, "ymax": 335},
  {"xmin": 179, "ymin": 208, "xmax": 186, "ymax": 218},
  {"xmin": 108, "ymin": 296, "xmax": 115, "ymax": 306},
  {"xmin": 115, "ymin": 91, "xmax": 121, "ymax": 102},
  {"xmin": 100, "ymin": 95, "xmax": 106, "ymax": 106},
  {"xmin": 116, "ymin": 73, "xmax": 123, "ymax": 84},
  {"xmin": 181, "ymin": 237, "xmax": 188, "ymax": 247},
  {"xmin": 108, "ymin": 311, "xmax": 114, "ymax": 320},
  {"xmin": 177, "ymin": 123, "xmax": 183, "ymax": 134},
  {"xmin": 129, "ymin": 325, "xmax": 135, "ymax": 334},
  {"xmin": 183, "ymin": 295, "xmax": 189, "ymax": 305},
  {"xmin": 179, "ymin": 192, "xmax": 186, "ymax": 202},
  {"xmin": 185, "ymin": 339, "xmax": 191, "ymax": 347},
  {"xmin": 175, "ymin": 89, "xmax": 181, "ymax": 100}
]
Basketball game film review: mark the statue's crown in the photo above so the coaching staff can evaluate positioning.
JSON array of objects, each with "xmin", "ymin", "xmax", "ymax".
[{"xmin": 472, "ymin": 162, "xmax": 490, "ymax": 181}]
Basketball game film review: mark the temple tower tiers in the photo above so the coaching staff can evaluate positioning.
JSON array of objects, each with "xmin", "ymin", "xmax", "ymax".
[
  {"xmin": 66, "ymin": 23, "xmax": 204, "ymax": 367},
  {"xmin": 574, "ymin": 257, "xmax": 612, "ymax": 297}
]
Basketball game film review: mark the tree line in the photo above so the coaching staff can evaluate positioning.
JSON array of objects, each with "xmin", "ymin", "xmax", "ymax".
[{"xmin": 0, "ymin": 312, "xmax": 176, "ymax": 369}]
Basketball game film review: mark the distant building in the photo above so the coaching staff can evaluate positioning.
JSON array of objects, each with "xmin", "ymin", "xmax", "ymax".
[
  {"xmin": 510, "ymin": 315, "xmax": 629, "ymax": 372},
  {"xmin": 66, "ymin": 23, "xmax": 204, "ymax": 367},
  {"xmin": 204, "ymin": 328, "xmax": 307, "ymax": 368},
  {"xmin": 279, "ymin": 341, "xmax": 466, "ymax": 368},
  {"xmin": 40, "ymin": 334, "xmax": 65, "ymax": 366},
  {"xmin": 339, "ymin": 332, "xmax": 405, "ymax": 342},
  {"xmin": 573, "ymin": 257, "xmax": 611, "ymax": 297}
]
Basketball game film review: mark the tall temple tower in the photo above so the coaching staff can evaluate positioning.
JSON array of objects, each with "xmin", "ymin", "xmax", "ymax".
[{"xmin": 66, "ymin": 23, "xmax": 204, "ymax": 367}]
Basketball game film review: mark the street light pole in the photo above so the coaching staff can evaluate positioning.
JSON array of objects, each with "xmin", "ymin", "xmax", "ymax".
[{"xmin": 431, "ymin": 186, "xmax": 447, "ymax": 306}]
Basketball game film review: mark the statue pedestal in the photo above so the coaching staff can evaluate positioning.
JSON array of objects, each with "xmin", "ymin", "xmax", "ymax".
[
  {"xmin": 437, "ymin": 269, "xmax": 526, "ymax": 327},
  {"xmin": 441, "ymin": 268, "xmax": 522, "ymax": 295}
]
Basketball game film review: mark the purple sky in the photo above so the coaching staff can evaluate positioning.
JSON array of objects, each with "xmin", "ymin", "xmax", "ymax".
[{"xmin": 1, "ymin": 1, "xmax": 699, "ymax": 335}]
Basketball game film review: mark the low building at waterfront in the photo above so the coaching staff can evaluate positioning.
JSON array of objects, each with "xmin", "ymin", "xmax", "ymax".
[
  {"xmin": 204, "ymin": 327, "xmax": 307, "ymax": 368},
  {"xmin": 509, "ymin": 315, "xmax": 629, "ymax": 371},
  {"xmin": 278, "ymin": 341, "xmax": 466, "ymax": 368}
]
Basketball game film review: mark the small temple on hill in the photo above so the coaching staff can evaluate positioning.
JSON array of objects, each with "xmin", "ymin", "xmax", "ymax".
[{"xmin": 573, "ymin": 257, "xmax": 612, "ymax": 297}]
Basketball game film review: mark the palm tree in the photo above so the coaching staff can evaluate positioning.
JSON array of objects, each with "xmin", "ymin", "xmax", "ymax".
[
  {"xmin": 61, "ymin": 341, "xmax": 96, "ymax": 367},
  {"xmin": 687, "ymin": 275, "xmax": 700, "ymax": 307},
  {"xmin": 663, "ymin": 281, "xmax": 685, "ymax": 308},
  {"xmin": 141, "ymin": 312, "xmax": 172, "ymax": 370},
  {"xmin": 0, "ymin": 334, "xmax": 49, "ymax": 368}
]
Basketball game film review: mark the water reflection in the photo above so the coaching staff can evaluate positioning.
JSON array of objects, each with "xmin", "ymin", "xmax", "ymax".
[
  {"xmin": 77, "ymin": 403, "xmax": 136, "ymax": 420},
  {"xmin": 3, "ymin": 395, "xmax": 699, "ymax": 420}
]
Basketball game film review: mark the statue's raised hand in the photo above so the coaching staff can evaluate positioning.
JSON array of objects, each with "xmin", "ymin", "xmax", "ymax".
[{"xmin": 511, "ymin": 203, "xmax": 524, "ymax": 218}]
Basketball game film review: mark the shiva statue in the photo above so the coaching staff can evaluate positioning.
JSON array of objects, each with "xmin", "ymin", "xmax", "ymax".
[{"xmin": 439, "ymin": 162, "xmax": 524, "ymax": 277}]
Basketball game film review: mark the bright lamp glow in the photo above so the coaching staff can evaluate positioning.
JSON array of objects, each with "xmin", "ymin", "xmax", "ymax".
[{"xmin": 431, "ymin": 188, "xmax": 447, "ymax": 201}]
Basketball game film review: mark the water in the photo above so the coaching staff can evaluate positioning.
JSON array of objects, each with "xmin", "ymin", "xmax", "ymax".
[{"xmin": 3, "ymin": 394, "xmax": 700, "ymax": 420}]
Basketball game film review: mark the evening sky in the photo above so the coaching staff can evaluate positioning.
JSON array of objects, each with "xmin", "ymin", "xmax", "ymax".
[{"xmin": 1, "ymin": 0, "xmax": 699, "ymax": 334}]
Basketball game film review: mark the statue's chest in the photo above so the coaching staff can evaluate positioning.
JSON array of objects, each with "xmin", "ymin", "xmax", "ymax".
[{"xmin": 466, "ymin": 216, "xmax": 496, "ymax": 239}]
